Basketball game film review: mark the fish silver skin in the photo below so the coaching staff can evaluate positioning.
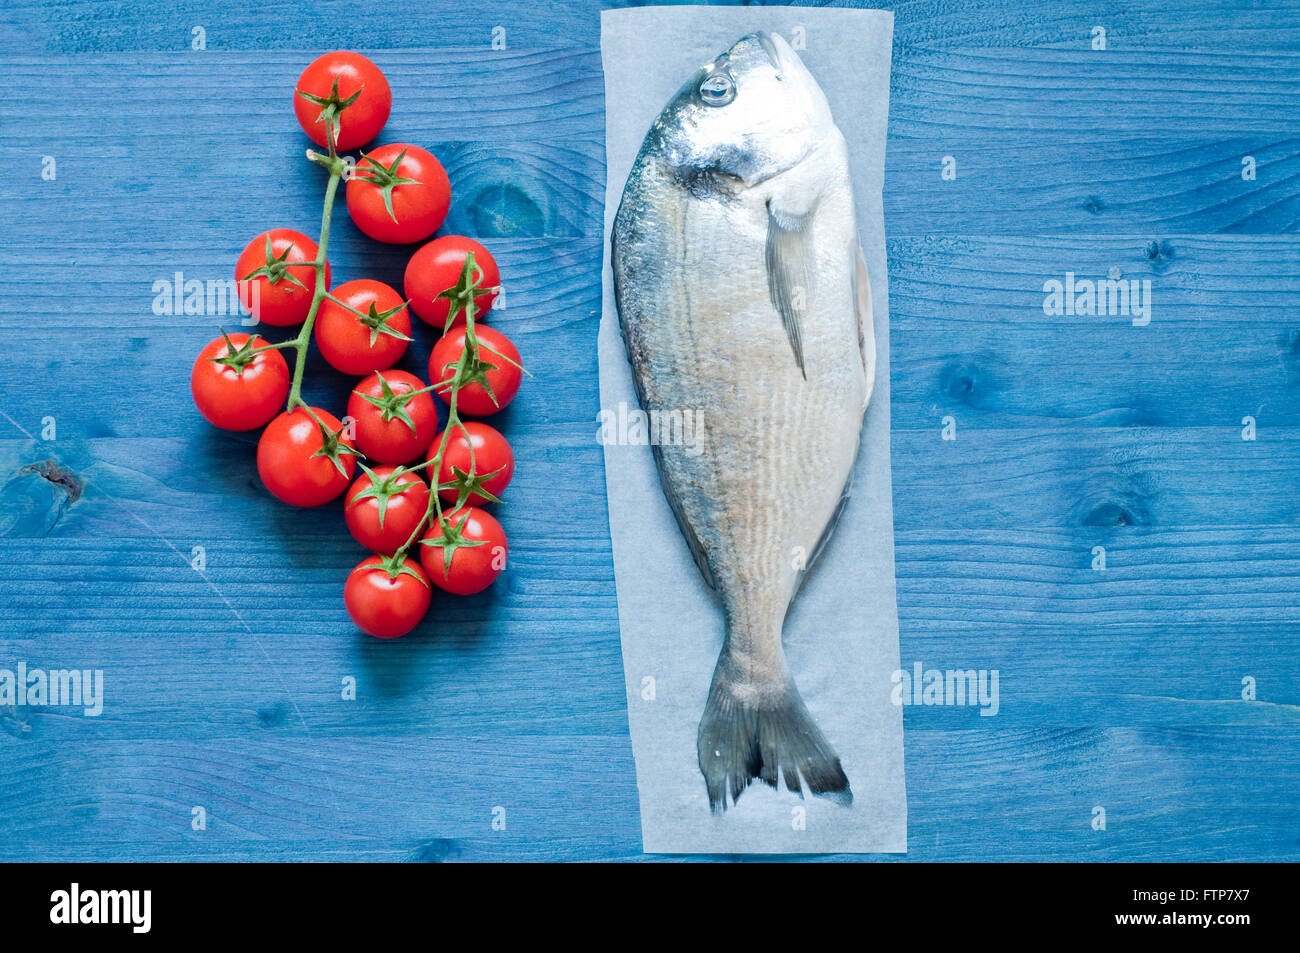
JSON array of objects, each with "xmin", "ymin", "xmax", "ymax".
[{"xmin": 612, "ymin": 31, "xmax": 875, "ymax": 812}]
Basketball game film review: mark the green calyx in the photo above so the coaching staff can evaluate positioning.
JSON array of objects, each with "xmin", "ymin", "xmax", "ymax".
[
  {"xmin": 419, "ymin": 510, "xmax": 486, "ymax": 574},
  {"xmin": 355, "ymin": 148, "xmax": 421, "ymax": 223},
  {"xmin": 434, "ymin": 252, "xmax": 496, "ymax": 332},
  {"xmin": 370, "ymin": 551, "xmax": 429, "ymax": 588},
  {"xmin": 434, "ymin": 349, "xmax": 499, "ymax": 406},
  {"xmin": 309, "ymin": 418, "xmax": 359, "ymax": 478},
  {"xmin": 296, "ymin": 75, "xmax": 362, "ymax": 149},
  {"xmin": 241, "ymin": 235, "xmax": 306, "ymax": 290},
  {"xmin": 356, "ymin": 299, "xmax": 413, "ymax": 347},
  {"xmin": 211, "ymin": 330, "xmax": 262, "ymax": 376},
  {"xmin": 438, "ymin": 464, "xmax": 505, "ymax": 508},
  {"xmin": 349, "ymin": 463, "xmax": 413, "ymax": 529},
  {"xmin": 355, "ymin": 373, "xmax": 421, "ymax": 434}
]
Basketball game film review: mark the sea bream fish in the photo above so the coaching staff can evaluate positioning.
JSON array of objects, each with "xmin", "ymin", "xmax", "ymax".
[{"xmin": 612, "ymin": 31, "xmax": 875, "ymax": 812}]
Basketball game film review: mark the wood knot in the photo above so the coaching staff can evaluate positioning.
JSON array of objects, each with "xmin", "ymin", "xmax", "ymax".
[{"xmin": 1143, "ymin": 239, "xmax": 1175, "ymax": 273}]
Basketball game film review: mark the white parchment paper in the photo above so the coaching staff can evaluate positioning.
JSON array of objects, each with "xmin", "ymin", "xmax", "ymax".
[{"xmin": 599, "ymin": 5, "xmax": 904, "ymax": 854}]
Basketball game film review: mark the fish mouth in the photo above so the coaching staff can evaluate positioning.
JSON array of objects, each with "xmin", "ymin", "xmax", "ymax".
[
  {"xmin": 666, "ymin": 152, "xmax": 811, "ymax": 197},
  {"xmin": 666, "ymin": 162, "xmax": 745, "ymax": 199}
]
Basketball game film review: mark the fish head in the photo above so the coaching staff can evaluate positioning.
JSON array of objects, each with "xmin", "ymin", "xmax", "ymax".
[{"xmin": 649, "ymin": 31, "xmax": 834, "ymax": 191}]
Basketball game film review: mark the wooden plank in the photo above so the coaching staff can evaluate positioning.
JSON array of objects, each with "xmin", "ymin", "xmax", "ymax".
[
  {"xmin": 0, "ymin": 138, "xmax": 603, "ymax": 239},
  {"xmin": 0, "ymin": 728, "xmax": 1293, "ymax": 861},
  {"xmin": 2, "ymin": 521, "xmax": 1296, "ymax": 736},
  {"xmin": 891, "ymin": 47, "xmax": 1300, "ymax": 135},
  {"xmin": 2, "ymin": 232, "xmax": 1300, "ymax": 438},
  {"xmin": 886, "ymin": 136, "xmax": 1300, "ymax": 235},
  {"xmin": 9, "ymin": 45, "xmax": 1300, "ymax": 155},
  {"xmin": 891, "ymin": 526, "xmax": 1300, "ymax": 628},
  {"xmin": 15, "ymin": 131, "xmax": 1299, "ymax": 241},
  {"xmin": 10, "ymin": 0, "xmax": 1300, "ymax": 55},
  {"xmin": 0, "ymin": 50, "xmax": 604, "ymax": 141},
  {"xmin": 6, "ymin": 424, "xmax": 1300, "ymax": 541},
  {"xmin": 892, "ymin": 428, "xmax": 1300, "ymax": 527},
  {"xmin": 884, "ymin": 233, "xmax": 1300, "ymax": 428}
]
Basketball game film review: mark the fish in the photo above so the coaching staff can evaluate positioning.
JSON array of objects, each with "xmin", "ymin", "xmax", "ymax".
[{"xmin": 611, "ymin": 31, "xmax": 875, "ymax": 812}]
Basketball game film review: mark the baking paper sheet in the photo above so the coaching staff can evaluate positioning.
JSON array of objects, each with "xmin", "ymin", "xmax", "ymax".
[{"xmin": 598, "ymin": 5, "xmax": 904, "ymax": 854}]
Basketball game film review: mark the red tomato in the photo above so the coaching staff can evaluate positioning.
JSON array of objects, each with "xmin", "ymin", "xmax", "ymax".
[
  {"xmin": 344, "ymin": 555, "xmax": 430, "ymax": 639},
  {"xmin": 404, "ymin": 236, "xmax": 499, "ymax": 329},
  {"xmin": 256, "ymin": 406, "xmax": 357, "ymax": 507},
  {"xmin": 429, "ymin": 421, "xmax": 514, "ymax": 505},
  {"xmin": 429, "ymin": 324, "xmax": 522, "ymax": 416},
  {"xmin": 236, "ymin": 229, "xmax": 329, "ymax": 327},
  {"xmin": 419, "ymin": 506, "xmax": 508, "ymax": 595},
  {"xmin": 315, "ymin": 279, "xmax": 411, "ymax": 375},
  {"xmin": 347, "ymin": 370, "xmax": 438, "ymax": 465},
  {"xmin": 190, "ymin": 333, "xmax": 290, "ymax": 431},
  {"xmin": 293, "ymin": 51, "xmax": 391, "ymax": 151},
  {"xmin": 346, "ymin": 144, "xmax": 450, "ymax": 244},
  {"xmin": 344, "ymin": 465, "xmax": 431, "ymax": 555}
]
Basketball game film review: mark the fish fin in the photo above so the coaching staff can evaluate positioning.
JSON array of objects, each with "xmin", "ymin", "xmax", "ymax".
[
  {"xmin": 755, "ymin": 31, "xmax": 784, "ymax": 77},
  {"xmin": 698, "ymin": 665, "xmax": 851, "ymax": 813},
  {"xmin": 853, "ymin": 241, "xmax": 876, "ymax": 409},
  {"xmin": 765, "ymin": 202, "xmax": 811, "ymax": 380},
  {"xmin": 650, "ymin": 441, "xmax": 716, "ymax": 590},
  {"xmin": 793, "ymin": 468, "xmax": 855, "ymax": 600}
]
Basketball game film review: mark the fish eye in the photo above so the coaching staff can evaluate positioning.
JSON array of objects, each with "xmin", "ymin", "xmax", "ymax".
[{"xmin": 699, "ymin": 71, "xmax": 735, "ymax": 107}]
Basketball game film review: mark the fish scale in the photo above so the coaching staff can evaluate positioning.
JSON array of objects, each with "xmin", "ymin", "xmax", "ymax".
[{"xmin": 612, "ymin": 31, "xmax": 874, "ymax": 811}]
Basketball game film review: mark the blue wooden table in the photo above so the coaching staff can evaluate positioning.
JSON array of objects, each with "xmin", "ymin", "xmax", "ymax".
[{"xmin": 1, "ymin": 0, "xmax": 1296, "ymax": 861}]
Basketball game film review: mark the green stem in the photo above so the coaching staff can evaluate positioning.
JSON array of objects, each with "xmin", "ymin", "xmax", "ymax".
[
  {"xmin": 275, "ymin": 150, "xmax": 495, "ymax": 566},
  {"xmin": 249, "ymin": 339, "xmax": 301, "ymax": 353},
  {"xmin": 393, "ymin": 279, "xmax": 484, "ymax": 562},
  {"xmin": 285, "ymin": 160, "xmax": 345, "ymax": 412},
  {"xmin": 393, "ymin": 349, "xmax": 467, "ymax": 560}
]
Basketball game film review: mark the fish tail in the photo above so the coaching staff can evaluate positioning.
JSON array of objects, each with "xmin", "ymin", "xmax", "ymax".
[{"xmin": 697, "ymin": 665, "xmax": 852, "ymax": 813}]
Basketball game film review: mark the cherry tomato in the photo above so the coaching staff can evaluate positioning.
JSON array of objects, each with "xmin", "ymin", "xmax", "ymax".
[
  {"xmin": 344, "ymin": 465, "xmax": 431, "ymax": 555},
  {"xmin": 419, "ymin": 506, "xmax": 508, "ymax": 595},
  {"xmin": 190, "ymin": 333, "xmax": 290, "ymax": 431},
  {"xmin": 429, "ymin": 421, "xmax": 514, "ymax": 505},
  {"xmin": 256, "ymin": 406, "xmax": 357, "ymax": 507},
  {"xmin": 293, "ymin": 51, "xmax": 391, "ymax": 151},
  {"xmin": 344, "ymin": 555, "xmax": 430, "ymax": 639},
  {"xmin": 346, "ymin": 144, "xmax": 450, "ymax": 245},
  {"xmin": 315, "ymin": 279, "xmax": 411, "ymax": 375},
  {"xmin": 429, "ymin": 324, "xmax": 522, "ymax": 416},
  {"xmin": 347, "ymin": 370, "xmax": 438, "ymax": 465},
  {"xmin": 236, "ymin": 229, "xmax": 329, "ymax": 327},
  {"xmin": 404, "ymin": 236, "xmax": 499, "ymax": 329}
]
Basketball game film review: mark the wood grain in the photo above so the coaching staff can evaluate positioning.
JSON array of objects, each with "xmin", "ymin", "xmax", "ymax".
[
  {"xmin": 0, "ymin": 728, "xmax": 1292, "ymax": 861},
  {"xmin": 0, "ymin": 0, "xmax": 1297, "ymax": 861}
]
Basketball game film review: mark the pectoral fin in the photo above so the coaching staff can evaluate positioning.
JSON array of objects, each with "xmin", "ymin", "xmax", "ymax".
[
  {"xmin": 765, "ymin": 202, "xmax": 811, "ymax": 379},
  {"xmin": 649, "ymin": 440, "xmax": 715, "ymax": 591},
  {"xmin": 853, "ymin": 241, "xmax": 876, "ymax": 409}
]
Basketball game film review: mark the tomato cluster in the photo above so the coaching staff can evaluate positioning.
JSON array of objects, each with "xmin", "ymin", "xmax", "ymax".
[{"xmin": 189, "ymin": 52, "xmax": 524, "ymax": 640}]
